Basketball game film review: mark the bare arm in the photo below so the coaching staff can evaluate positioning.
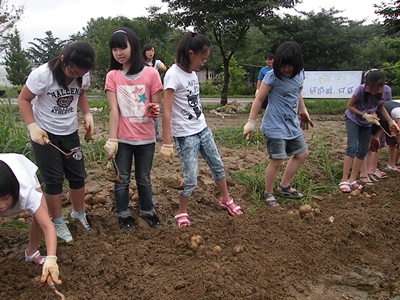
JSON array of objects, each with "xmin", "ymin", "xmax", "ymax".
[
  {"xmin": 77, "ymin": 89, "xmax": 91, "ymax": 115},
  {"xmin": 248, "ymin": 82, "xmax": 271, "ymax": 120},
  {"xmin": 33, "ymin": 195, "xmax": 57, "ymax": 256},
  {"xmin": 346, "ymin": 95, "xmax": 364, "ymax": 117},
  {"xmin": 106, "ymin": 91, "xmax": 120, "ymax": 139},
  {"xmin": 162, "ymin": 88, "xmax": 174, "ymax": 145},
  {"xmin": 17, "ymin": 85, "xmax": 36, "ymax": 125}
]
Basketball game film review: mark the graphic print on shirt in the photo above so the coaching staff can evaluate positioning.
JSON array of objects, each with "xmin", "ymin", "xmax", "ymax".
[
  {"xmin": 116, "ymin": 84, "xmax": 147, "ymax": 123},
  {"xmin": 48, "ymin": 88, "xmax": 81, "ymax": 114},
  {"xmin": 181, "ymin": 79, "xmax": 202, "ymax": 120}
]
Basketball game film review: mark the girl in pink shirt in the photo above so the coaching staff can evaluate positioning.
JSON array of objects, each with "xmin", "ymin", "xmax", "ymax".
[{"xmin": 104, "ymin": 27, "xmax": 163, "ymax": 230}]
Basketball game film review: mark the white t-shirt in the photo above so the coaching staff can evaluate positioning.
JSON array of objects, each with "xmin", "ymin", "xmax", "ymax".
[
  {"xmin": 0, "ymin": 154, "xmax": 42, "ymax": 217},
  {"xmin": 163, "ymin": 64, "xmax": 207, "ymax": 137},
  {"xmin": 26, "ymin": 63, "xmax": 90, "ymax": 135},
  {"xmin": 146, "ymin": 60, "xmax": 163, "ymax": 71}
]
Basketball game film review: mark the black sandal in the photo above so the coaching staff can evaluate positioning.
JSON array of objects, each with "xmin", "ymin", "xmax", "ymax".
[
  {"xmin": 277, "ymin": 185, "xmax": 304, "ymax": 199},
  {"xmin": 262, "ymin": 192, "xmax": 280, "ymax": 207}
]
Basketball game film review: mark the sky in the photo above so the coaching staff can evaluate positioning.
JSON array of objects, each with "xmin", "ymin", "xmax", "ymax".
[{"xmin": 8, "ymin": 0, "xmax": 383, "ymax": 49}]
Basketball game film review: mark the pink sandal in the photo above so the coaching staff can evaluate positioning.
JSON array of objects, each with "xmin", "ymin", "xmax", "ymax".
[
  {"xmin": 174, "ymin": 213, "xmax": 191, "ymax": 227},
  {"xmin": 349, "ymin": 181, "xmax": 363, "ymax": 191},
  {"xmin": 339, "ymin": 181, "xmax": 351, "ymax": 193},
  {"xmin": 219, "ymin": 197, "xmax": 243, "ymax": 216}
]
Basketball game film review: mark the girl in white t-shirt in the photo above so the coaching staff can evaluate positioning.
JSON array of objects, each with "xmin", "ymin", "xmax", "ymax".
[
  {"xmin": 18, "ymin": 41, "xmax": 96, "ymax": 243},
  {"xmin": 142, "ymin": 43, "xmax": 167, "ymax": 142},
  {"xmin": 160, "ymin": 32, "xmax": 243, "ymax": 227},
  {"xmin": 104, "ymin": 27, "xmax": 163, "ymax": 230},
  {"xmin": 0, "ymin": 153, "xmax": 61, "ymax": 285}
]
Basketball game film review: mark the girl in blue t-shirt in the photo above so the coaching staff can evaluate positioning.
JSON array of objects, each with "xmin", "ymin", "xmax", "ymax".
[
  {"xmin": 244, "ymin": 41, "xmax": 313, "ymax": 206},
  {"xmin": 339, "ymin": 70, "xmax": 399, "ymax": 192}
]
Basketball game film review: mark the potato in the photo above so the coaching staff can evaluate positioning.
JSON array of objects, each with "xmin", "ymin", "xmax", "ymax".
[
  {"xmin": 233, "ymin": 244, "xmax": 244, "ymax": 255},
  {"xmin": 190, "ymin": 235, "xmax": 203, "ymax": 245},
  {"xmin": 95, "ymin": 195, "xmax": 106, "ymax": 204},
  {"xmin": 299, "ymin": 204, "xmax": 312, "ymax": 214},
  {"xmin": 84, "ymin": 194, "xmax": 93, "ymax": 203},
  {"xmin": 350, "ymin": 189, "xmax": 361, "ymax": 197},
  {"xmin": 212, "ymin": 246, "xmax": 221, "ymax": 255}
]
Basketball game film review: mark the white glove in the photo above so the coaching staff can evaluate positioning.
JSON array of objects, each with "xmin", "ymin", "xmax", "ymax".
[
  {"xmin": 160, "ymin": 144, "xmax": 174, "ymax": 164},
  {"xmin": 362, "ymin": 113, "xmax": 380, "ymax": 125},
  {"xmin": 83, "ymin": 113, "xmax": 94, "ymax": 142},
  {"xmin": 243, "ymin": 119, "xmax": 256, "ymax": 140},
  {"xmin": 41, "ymin": 256, "xmax": 61, "ymax": 284},
  {"xmin": 255, "ymin": 89, "xmax": 259, "ymax": 96},
  {"xmin": 27, "ymin": 122, "xmax": 48, "ymax": 145},
  {"xmin": 104, "ymin": 139, "xmax": 118, "ymax": 159}
]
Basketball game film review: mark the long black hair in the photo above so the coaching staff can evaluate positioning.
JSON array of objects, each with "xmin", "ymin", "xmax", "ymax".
[
  {"xmin": 48, "ymin": 41, "xmax": 96, "ymax": 90},
  {"xmin": 108, "ymin": 27, "xmax": 144, "ymax": 75},
  {"xmin": 142, "ymin": 43, "xmax": 156, "ymax": 67},
  {"xmin": 0, "ymin": 161, "xmax": 20, "ymax": 209}
]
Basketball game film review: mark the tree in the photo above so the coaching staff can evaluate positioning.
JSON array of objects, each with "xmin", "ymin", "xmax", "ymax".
[
  {"xmin": 27, "ymin": 31, "xmax": 67, "ymax": 66},
  {"xmin": 161, "ymin": 0, "xmax": 299, "ymax": 105},
  {"xmin": 3, "ymin": 29, "xmax": 31, "ymax": 85},
  {"xmin": 374, "ymin": 0, "xmax": 400, "ymax": 35},
  {"xmin": 78, "ymin": 11, "xmax": 179, "ymax": 88},
  {"xmin": 0, "ymin": 0, "xmax": 24, "ymax": 53}
]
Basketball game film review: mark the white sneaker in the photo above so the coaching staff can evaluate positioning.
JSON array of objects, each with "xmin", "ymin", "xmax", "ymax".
[
  {"xmin": 25, "ymin": 250, "xmax": 45, "ymax": 265},
  {"xmin": 71, "ymin": 210, "xmax": 91, "ymax": 230},
  {"xmin": 53, "ymin": 220, "xmax": 73, "ymax": 243}
]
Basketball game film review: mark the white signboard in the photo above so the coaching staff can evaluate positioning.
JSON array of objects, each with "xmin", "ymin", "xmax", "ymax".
[{"xmin": 302, "ymin": 71, "xmax": 362, "ymax": 99}]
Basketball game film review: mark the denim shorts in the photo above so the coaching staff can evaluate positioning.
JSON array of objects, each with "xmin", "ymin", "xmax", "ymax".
[
  {"xmin": 174, "ymin": 127, "xmax": 225, "ymax": 197},
  {"xmin": 265, "ymin": 135, "xmax": 308, "ymax": 159},
  {"xmin": 345, "ymin": 117, "xmax": 371, "ymax": 159}
]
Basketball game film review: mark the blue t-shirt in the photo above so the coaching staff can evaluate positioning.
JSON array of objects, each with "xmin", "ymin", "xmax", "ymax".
[
  {"xmin": 344, "ymin": 84, "xmax": 390, "ymax": 127},
  {"xmin": 260, "ymin": 70, "xmax": 305, "ymax": 139},
  {"xmin": 257, "ymin": 66, "xmax": 273, "ymax": 81}
]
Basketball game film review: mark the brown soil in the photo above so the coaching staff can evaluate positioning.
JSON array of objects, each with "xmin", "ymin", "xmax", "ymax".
[{"xmin": 1, "ymin": 112, "xmax": 400, "ymax": 300}]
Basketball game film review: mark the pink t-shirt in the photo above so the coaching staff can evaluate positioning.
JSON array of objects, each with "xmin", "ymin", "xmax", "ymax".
[{"xmin": 105, "ymin": 67, "xmax": 163, "ymax": 142}]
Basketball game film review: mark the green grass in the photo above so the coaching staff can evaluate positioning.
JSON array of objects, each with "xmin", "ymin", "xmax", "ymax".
[{"xmin": 0, "ymin": 97, "xmax": 347, "ymax": 211}]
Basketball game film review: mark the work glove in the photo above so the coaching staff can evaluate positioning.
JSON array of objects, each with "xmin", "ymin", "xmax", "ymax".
[
  {"xmin": 41, "ymin": 256, "xmax": 62, "ymax": 284},
  {"xmin": 146, "ymin": 103, "xmax": 160, "ymax": 119},
  {"xmin": 160, "ymin": 144, "xmax": 174, "ymax": 164},
  {"xmin": 299, "ymin": 108, "xmax": 314, "ymax": 130},
  {"xmin": 83, "ymin": 113, "xmax": 94, "ymax": 142},
  {"xmin": 104, "ymin": 139, "xmax": 118, "ymax": 159},
  {"xmin": 369, "ymin": 138, "xmax": 379, "ymax": 152},
  {"xmin": 243, "ymin": 119, "xmax": 256, "ymax": 140},
  {"xmin": 27, "ymin": 122, "xmax": 48, "ymax": 145},
  {"xmin": 254, "ymin": 89, "xmax": 259, "ymax": 96},
  {"xmin": 362, "ymin": 113, "xmax": 380, "ymax": 125},
  {"xmin": 388, "ymin": 120, "xmax": 400, "ymax": 136}
]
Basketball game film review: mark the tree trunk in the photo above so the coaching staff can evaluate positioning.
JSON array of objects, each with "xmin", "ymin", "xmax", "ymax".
[{"xmin": 220, "ymin": 58, "xmax": 230, "ymax": 106}]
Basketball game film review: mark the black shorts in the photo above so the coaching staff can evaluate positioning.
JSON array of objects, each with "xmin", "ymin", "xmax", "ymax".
[{"xmin": 31, "ymin": 130, "xmax": 86, "ymax": 185}]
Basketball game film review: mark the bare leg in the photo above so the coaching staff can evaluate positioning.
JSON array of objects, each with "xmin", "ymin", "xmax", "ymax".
[
  {"xmin": 280, "ymin": 151, "xmax": 308, "ymax": 188},
  {"xmin": 340, "ymin": 155, "xmax": 353, "ymax": 183},
  {"xmin": 264, "ymin": 158, "xmax": 282, "ymax": 199},
  {"xmin": 45, "ymin": 193, "xmax": 63, "ymax": 219},
  {"xmin": 69, "ymin": 187, "xmax": 85, "ymax": 212},
  {"xmin": 177, "ymin": 195, "xmax": 189, "ymax": 214}
]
